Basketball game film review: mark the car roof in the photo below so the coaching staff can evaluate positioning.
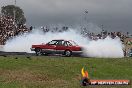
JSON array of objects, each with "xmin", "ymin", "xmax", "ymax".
[
  {"xmin": 52, "ymin": 39, "xmax": 76, "ymax": 43},
  {"xmin": 52, "ymin": 39, "xmax": 65, "ymax": 41}
]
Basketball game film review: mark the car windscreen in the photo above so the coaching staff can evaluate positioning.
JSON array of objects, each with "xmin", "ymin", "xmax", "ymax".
[{"xmin": 47, "ymin": 40, "xmax": 58, "ymax": 45}]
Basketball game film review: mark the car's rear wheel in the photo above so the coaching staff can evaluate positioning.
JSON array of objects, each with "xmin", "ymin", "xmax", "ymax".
[
  {"xmin": 35, "ymin": 48, "xmax": 42, "ymax": 56},
  {"xmin": 64, "ymin": 50, "xmax": 72, "ymax": 57}
]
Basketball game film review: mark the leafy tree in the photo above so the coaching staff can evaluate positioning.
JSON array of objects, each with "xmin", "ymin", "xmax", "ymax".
[{"xmin": 1, "ymin": 5, "xmax": 26, "ymax": 24}]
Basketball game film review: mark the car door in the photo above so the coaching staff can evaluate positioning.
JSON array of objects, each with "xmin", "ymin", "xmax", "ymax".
[{"xmin": 55, "ymin": 41, "xmax": 67, "ymax": 54}]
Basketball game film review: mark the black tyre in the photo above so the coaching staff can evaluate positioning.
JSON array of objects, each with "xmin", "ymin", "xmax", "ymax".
[
  {"xmin": 35, "ymin": 48, "xmax": 42, "ymax": 56},
  {"xmin": 64, "ymin": 50, "xmax": 72, "ymax": 57}
]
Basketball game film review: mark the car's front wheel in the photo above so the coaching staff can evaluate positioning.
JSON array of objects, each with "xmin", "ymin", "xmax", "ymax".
[
  {"xmin": 35, "ymin": 48, "xmax": 42, "ymax": 56},
  {"xmin": 64, "ymin": 50, "xmax": 72, "ymax": 57}
]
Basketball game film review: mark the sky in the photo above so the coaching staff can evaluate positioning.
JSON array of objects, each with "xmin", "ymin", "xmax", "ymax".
[{"xmin": 0, "ymin": 0, "xmax": 132, "ymax": 33}]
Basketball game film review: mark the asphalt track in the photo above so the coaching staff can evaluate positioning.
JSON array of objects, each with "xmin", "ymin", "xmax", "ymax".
[
  {"xmin": 0, "ymin": 51, "xmax": 83, "ymax": 57},
  {"xmin": 0, "ymin": 51, "xmax": 34, "ymax": 56}
]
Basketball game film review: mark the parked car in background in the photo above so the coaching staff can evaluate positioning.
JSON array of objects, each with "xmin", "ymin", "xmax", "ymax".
[{"xmin": 31, "ymin": 39, "xmax": 83, "ymax": 56}]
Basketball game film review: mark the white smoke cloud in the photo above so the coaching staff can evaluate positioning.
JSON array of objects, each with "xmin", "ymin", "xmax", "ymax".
[
  {"xmin": 3, "ymin": 28, "xmax": 124, "ymax": 58},
  {"xmin": 82, "ymin": 37, "xmax": 124, "ymax": 58},
  {"xmin": 0, "ymin": 45, "xmax": 4, "ymax": 51}
]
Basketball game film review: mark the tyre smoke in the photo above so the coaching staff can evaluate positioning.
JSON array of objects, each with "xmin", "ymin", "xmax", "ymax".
[{"xmin": 3, "ymin": 28, "xmax": 124, "ymax": 58}]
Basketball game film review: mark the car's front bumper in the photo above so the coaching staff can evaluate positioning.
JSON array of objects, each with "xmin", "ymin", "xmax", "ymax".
[{"xmin": 30, "ymin": 48, "xmax": 35, "ymax": 51}]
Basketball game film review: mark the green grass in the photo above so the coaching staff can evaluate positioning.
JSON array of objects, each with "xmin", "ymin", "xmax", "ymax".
[{"xmin": 0, "ymin": 55, "xmax": 132, "ymax": 88}]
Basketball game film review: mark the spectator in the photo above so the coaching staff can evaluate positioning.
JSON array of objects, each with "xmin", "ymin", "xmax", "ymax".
[{"xmin": 0, "ymin": 14, "xmax": 30, "ymax": 45}]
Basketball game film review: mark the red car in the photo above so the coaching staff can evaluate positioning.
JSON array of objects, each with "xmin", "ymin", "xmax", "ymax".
[{"xmin": 31, "ymin": 39, "xmax": 83, "ymax": 56}]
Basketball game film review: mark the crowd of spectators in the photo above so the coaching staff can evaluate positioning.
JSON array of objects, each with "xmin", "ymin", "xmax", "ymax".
[
  {"xmin": 41, "ymin": 26, "xmax": 69, "ymax": 33},
  {"xmin": 41, "ymin": 25, "xmax": 130, "ymax": 43},
  {"xmin": 0, "ymin": 14, "xmax": 31, "ymax": 45},
  {"xmin": 81, "ymin": 29, "xmax": 129, "ymax": 42},
  {"xmin": 0, "ymin": 14, "xmax": 131, "ymax": 46}
]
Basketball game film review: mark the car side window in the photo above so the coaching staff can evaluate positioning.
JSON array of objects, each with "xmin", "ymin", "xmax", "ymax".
[
  {"xmin": 63, "ymin": 41, "xmax": 72, "ymax": 46},
  {"xmin": 63, "ymin": 41, "xmax": 68, "ymax": 46},
  {"xmin": 56, "ymin": 41, "xmax": 62, "ymax": 46},
  {"xmin": 62, "ymin": 41, "xmax": 65, "ymax": 45},
  {"xmin": 67, "ymin": 41, "xmax": 72, "ymax": 46}
]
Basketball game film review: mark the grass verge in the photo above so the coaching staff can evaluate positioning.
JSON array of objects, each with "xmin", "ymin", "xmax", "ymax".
[{"xmin": 0, "ymin": 55, "xmax": 132, "ymax": 88}]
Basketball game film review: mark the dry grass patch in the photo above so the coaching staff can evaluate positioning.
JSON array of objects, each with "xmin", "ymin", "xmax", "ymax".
[
  {"xmin": 0, "ymin": 69, "xmax": 70, "ymax": 87},
  {"xmin": 0, "ymin": 69, "xmax": 50, "ymax": 83}
]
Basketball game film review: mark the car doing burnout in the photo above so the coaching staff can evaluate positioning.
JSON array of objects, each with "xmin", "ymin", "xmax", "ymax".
[{"xmin": 31, "ymin": 39, "xmax": 83, "ymax": 56}]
